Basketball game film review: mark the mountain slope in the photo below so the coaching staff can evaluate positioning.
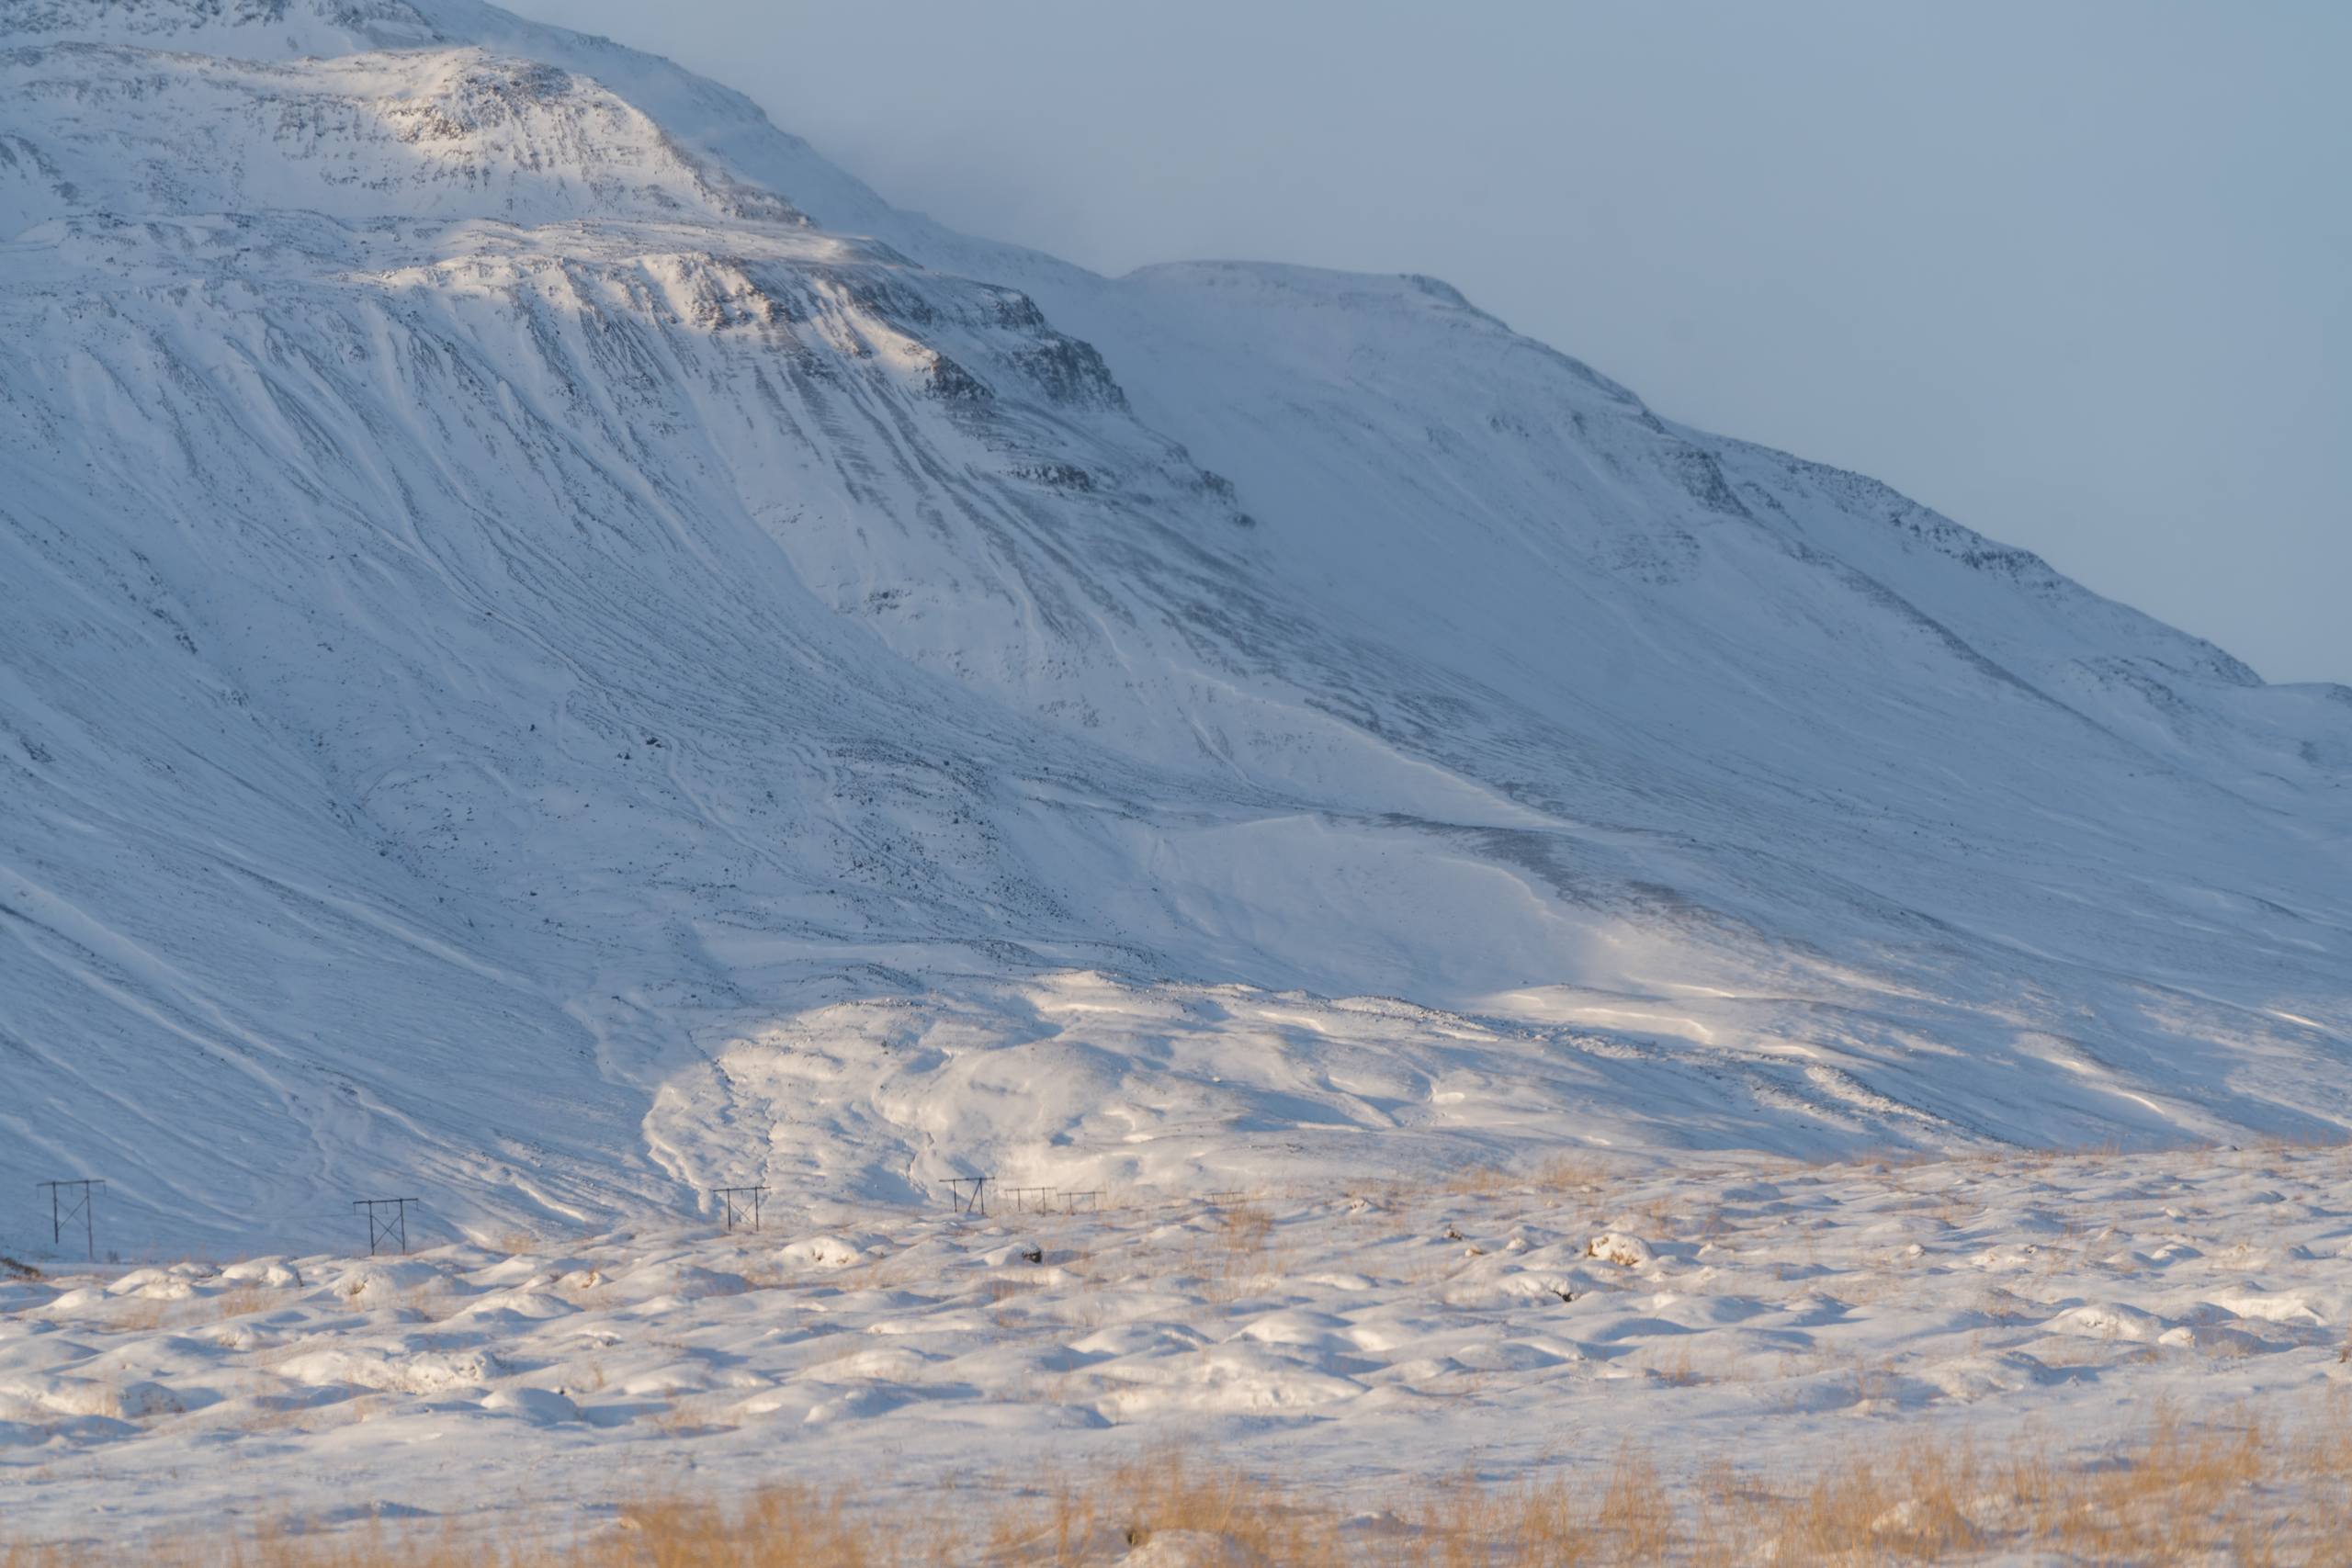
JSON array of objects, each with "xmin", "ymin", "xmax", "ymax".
[{"xmin": 2, "ymin": 0, "xmax": 2346, "ymax": 1258}]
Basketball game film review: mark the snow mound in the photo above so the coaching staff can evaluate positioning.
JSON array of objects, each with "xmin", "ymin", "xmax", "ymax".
[
  {"xmin": 1587, "ymin": 1235, "xmax": 1655, "ymax": 1269},
  {"xmin": 2045, "ymin": 1303, "xmax": 2167, "ymax": 1342},
  {"xmin": 276, "ymin": 1345, "xmax": 507, "ymax": 1394},
  {"xmin": 0, "ymin": 1144, "xmax": 2340, "ymax": 1542}
]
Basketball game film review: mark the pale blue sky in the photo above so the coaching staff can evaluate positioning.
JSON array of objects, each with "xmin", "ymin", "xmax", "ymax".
[{"xmin": 514, "ymin": 0, "xmax": 2348, "ymax": 683}]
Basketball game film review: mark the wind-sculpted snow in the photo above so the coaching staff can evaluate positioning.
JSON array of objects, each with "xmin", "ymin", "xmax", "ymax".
[
  {"xmin": 0, "ymin": 40, "xmax": 798, "ymax": 232},
  {"xmin": 9, "ymin": 1145, "xmax": 2352, "ymax": 1549},
  {"xmin": 1, "ymin": 0, "xmax": 2348, "ymax": 1261}
]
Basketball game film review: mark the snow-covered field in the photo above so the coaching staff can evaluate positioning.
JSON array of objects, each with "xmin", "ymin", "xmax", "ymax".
[
  {"xmin": 6, "ymin": 1143, "xmax": 2349, "ymax": 1556},
  {"xmin": 4, "ymin": 2, "xmax": 2351, "ymax": 1555}
]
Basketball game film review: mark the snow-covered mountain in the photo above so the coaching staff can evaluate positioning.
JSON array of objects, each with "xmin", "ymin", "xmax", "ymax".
[{"xmin": 4, "ymin": 0, "xmax": 2347, "ymax": 1258}]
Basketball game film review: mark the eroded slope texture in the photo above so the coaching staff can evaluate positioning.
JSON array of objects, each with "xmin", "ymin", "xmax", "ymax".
[{"xmin": 3, "ymin": 0, "xmax": 2348, "ymax": 1254}]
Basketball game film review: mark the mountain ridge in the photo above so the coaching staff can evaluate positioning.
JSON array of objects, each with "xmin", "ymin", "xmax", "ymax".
[{"xmin": 1, "ymin": 0, "xmax": 2346, "ymax": 1259}]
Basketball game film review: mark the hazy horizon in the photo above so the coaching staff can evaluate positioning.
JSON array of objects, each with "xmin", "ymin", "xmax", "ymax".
[{"xmin": 513, "ymin": 0, "xmax": 2349, "ymax": 683}]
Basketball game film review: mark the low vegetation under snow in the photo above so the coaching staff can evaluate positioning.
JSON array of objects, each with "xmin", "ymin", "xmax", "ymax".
[{"xmin": 6, "ymin": 1142, "xmax": 2350, "ymax": 1559}]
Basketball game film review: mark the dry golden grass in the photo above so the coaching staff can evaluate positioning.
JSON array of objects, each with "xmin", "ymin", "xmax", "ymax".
[
  {"xmin": 399, "ymin": 1282, "xmax": 460, "ymax": 1322},
  {"xmin": 1532, "ymin": 1151, "xmax": 1615, "ymax": 1190},
  {"xmin": 1440, "ymin": 1165, "xmax": 1518, "ymax": 1199},
  {"xmin": 646, "ymin": 1394, "xmax": 735, "ymax": 1439},
  {"xmin": 12, "ymin": 1400, "xmax": 2352, "ymax": 1565},
  {"xmin": 1003, "ymin": 1450, "xmax": 1350, "ymax": 1567},
  {"xmin": 1183, "ymin": 1201, "xmax": 1285, "ymax": 1303},
  {"xmin": 1350, "ymin": 1151, "xmax": 1625, "ymax": 1215},
  {"xmin": 107, "ymin": 1296, "xmax": 172, "ymax": 1333},
  {"xmin": 214, "ymin": 1286, "xmax": 276, "ymax": 1321}
]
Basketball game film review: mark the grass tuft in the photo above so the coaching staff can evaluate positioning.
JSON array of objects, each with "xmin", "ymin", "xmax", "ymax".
[{"xmin": 15, "ymin": 1401, "xmax": 2350, "ymax": 1563}]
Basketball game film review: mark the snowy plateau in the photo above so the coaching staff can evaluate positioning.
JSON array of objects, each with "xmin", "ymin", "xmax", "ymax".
[{"xmin": 2, "ymin": 0, "xmax": 2351, "ymax": 1557}]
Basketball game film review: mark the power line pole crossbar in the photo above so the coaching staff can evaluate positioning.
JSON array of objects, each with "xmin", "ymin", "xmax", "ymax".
[
  {"xmin": 711, "ymin": 1186, "xmax": 767, "ymax": 1233},
  {"xmin": 36, "ymin": 1179, "xmax": 104, "ymax": 1262},
  {"xmin": 352, "ymin": 1197, "xmax": 420, "ymax": 1257}
]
